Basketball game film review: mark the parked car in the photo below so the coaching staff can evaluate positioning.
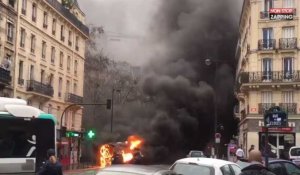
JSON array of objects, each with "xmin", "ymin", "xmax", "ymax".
[
  {"xmin": 268, "ymin": 159, "xmax": 300, "ymax": 175},
  {"xmin": 96, "ymin": 164, "xmax": 177, "ymax": 175},
  {"xmin": 186, "ymin": 150, "xmax": 205, "ymax": 158},
  {"xmin": 170, "ymin": 157, "xmax": 242, "ymax": 175},
  {"xmin": 289, "ymin": 146, "xmax": 300, "ymax": 166}
]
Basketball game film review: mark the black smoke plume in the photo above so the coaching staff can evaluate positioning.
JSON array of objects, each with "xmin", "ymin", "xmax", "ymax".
[{"xmin": 84, "ymin": 0, "xmax": 241, "ymax": 163}]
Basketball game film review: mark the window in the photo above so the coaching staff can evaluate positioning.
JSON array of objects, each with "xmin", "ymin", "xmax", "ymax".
[
  {"xmin": 18, "ymin": 61, "xmax": 24, "ymax": 85},
  {"xmin": 262, "ymin": 91, "xmax": 272, "ymax": 104},
  {"xmin": 7, "ymin": 22, "xmax": 14, "ymax": 43},
  {"xmin": 60, "ymin": 25, "xmax": 65, "ymax": 41},
  {"xmin": 59, "ymin": 52, "xmax": 63, "ymax": 68},
  {"xmin": 74, "ymin": 60, "xmax": 78, "ymax": 75},
  {"xmin": 68, "ymin": 31, "xmax": 72, "ymax": 46},
  {"xmin": 40, "ymin": 69, "xmax": 45, "ymax": 84},
  {"xmin": 71, "ymin": 112, "xmax": 75, "ymax": 127},
  {"xmin": 58, "ymin": 77, "xmax": 62, "ymax": 97},
  {"xmin": 29, "ymin": 65, "xmax": 34, "ymax": 80},
  {"xmin": 220, "ymin": 165, "xmax": 233, "ymax": 175},
  {"xmin": 52, "ymin": 19, "xmax": 56, "ymax": 35},
  {"xmin": 20, "ymin": 28, "xmax": 25, "ymax": 47},
  {"xmin": 43, "ymin": 12, "xmax": 48, "ymax": 28},
  {"xmin": 67, "ymin": 56, "xmax": 71, "ymax": 71},
  {"xmin": 48, "ymin": 104, "xmax": 52, "ymax": 114},
  {"xmin": 262, "ymin": 58, "xmax": 272, "ymax": 81},
  {"xmin": 49, "ymin": 73, "xmax": 54, "ymax": 86},
  {"xmin": 268, "ymin": 163, "xmax": 285, "ymax": 175},
  {"xmin": 282, "ymin": 91, "xmax": 293, "ymax": 103},
  {"xmin": 75, "ymin": 36, "xmax": 79, "ymax": 51},
  {"xmin": 22, "ymin": 0, "xmax": 27, "ymax": 14},
  {"xmin": 284, "ymin": 163, "xmax": 300, "ymax": 175},
  {"xmin": 230, "ymin": 165, "xmax": 241, "ymax": 175},
  {"xmin": 283, "ymin": 27, "xmax": 295, "ymax": 38},
  {"xmin": 262, "ymin": 28, "xmax": 274, "ymax": 49},
  {"xmin": 9, "ymin": 0, "xmax": 15, "ymax": 8},
  {"xmin": 264, "ymin": 0, "xmax": 273, "ymax": 11},
  {"xmin": 32, "ymin": 3, "xmax": 37, "ymax": 22},
  {"xmin": 30, "ymin": 34, "xmax": 36, "ymax": 53},
  {"xmin": 51, "ymin": 47, "xmax": 55, "ymax": 64},
  {"xmin": 66, "ymin": 80, "xmax": 70, "ymax": 93},
  {"xmin": 42, "ymin": 41, "xmax": 46, "ymax": 59},
  {"xmin": 283, "ymin": 0, "xmax": 295, "ymax": 8},
  {"xmin": 171, "ymin": 163, "xmax": 213, "ymax": 175},
  {"xmin": 283, "ymin": 57, "xmax": 293, "ymax": 79},
  {"xmin": 73, "ymin": 83, "xmax": 77, "ymax": 94}
]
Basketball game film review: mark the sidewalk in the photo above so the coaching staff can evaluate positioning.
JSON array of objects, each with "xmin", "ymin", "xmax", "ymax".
[{"xmin": 64, "ymin": 166, "xmax": 100, "ymax": 175}]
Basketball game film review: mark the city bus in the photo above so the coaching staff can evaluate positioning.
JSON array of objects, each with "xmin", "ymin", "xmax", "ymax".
[{"xmin": 0, "ymin": 97, "xmax": 57, "ymax": 174}]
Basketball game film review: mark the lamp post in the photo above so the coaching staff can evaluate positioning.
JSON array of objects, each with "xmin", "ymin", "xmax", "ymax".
[
  {"xmin": 111, "ymin": 88, "xmax": 121, "ymax": 133},
  {"xmin": 204, "ymin": 58, "xmax": 219, "ymax": 158}
]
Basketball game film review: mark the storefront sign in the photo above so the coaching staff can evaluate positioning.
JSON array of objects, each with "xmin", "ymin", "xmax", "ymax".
[{"xmin": 261, "ymin": 127, "xmax": 293, "ymax": 133}]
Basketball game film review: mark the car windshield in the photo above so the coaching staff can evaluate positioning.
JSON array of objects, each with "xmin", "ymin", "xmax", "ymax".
[
  {"xmin": 290, "ymin": 148, "xmax": 300, "ymax": 156},
  {"xmin": 171, "ymin": 163, "xmax": 213, "ymax": 175},
  {"xmin": 191, "ymin": 152, "xmax": 203, "ymax": 157}
]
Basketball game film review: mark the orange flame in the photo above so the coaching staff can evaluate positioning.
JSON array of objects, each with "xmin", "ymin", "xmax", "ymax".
[
  {"xmin": 122, "ymin": 151, "xmax": 134, "ymax": 163},
  {"xmin": 130, "ymin": 140, "xmax": 142, "ymax": 150},
  {"xmin": 99, "ymin": 144, "xmax": 113, "ymax": 168}
]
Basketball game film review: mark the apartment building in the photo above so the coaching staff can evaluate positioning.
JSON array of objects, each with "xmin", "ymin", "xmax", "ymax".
[
  {"xmin": 235, "ymin": 0, "xmax": 300, "ymax": 159},
  {"xmin": 0, "ymin": 0, "xmax": 17, "ymax": 97},
  {"xmin": 0, "ymin": 0, "xmax": 89, "ymax": 165}
]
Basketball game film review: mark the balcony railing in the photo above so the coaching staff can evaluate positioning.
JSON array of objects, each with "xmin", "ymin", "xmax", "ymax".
[
  {"xmin": 258, "ymin": 39, "xmax": 276, "ymax": 50},
  {"xmin": 65, "ymin": 93, "xmax": 83, "ymax": 104},
  {"xmin": 258, "ymin": 103, "xmax": 276, "ymax": 114},
  {"xmin": 0, "ymin": 67, "xmax": 11, "ymax": 85},
  {"xmin": 240, "ymin": 71, "xmax": 300, "ymax": 83},
  {"xmin": 27, "ymin": 80, "xmax": 54, "ymax": 97},
  {"xmin": 279, "ymin": 103, "xmax": 297, "ymax": 114},
  {"xmin": 260, "ymin": 11, "xmax": 269, "ymax": 19},
  {"xmin": 45, "ymin": 0, "xmax": 89, "ymax": 36},
  {"xmin": 279, "ymin": 38, "xmax": 297, "ymax": 49}
]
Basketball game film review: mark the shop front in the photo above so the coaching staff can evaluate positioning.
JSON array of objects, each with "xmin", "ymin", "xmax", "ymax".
[{"xmin": 259, "ymin": 127, "xmax": 295, "ymax": 159}]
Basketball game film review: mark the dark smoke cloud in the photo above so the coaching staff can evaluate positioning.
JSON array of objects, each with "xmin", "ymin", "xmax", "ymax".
[{"xmin": 83, "ymin": 0, "xmax": 242, "ymax": 163}]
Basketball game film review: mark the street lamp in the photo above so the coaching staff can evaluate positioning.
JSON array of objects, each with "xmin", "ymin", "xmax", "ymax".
[
  {"xmin": 111, "ymin": 88, "xmax": 121, "ymax": 133},
  {"xmin": 203, "ymin": 58, "xmax": 219, "ymax": 158}
]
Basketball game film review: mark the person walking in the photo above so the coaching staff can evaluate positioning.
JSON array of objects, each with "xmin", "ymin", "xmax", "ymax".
[
  {"xmin": 240, "ymin": 150, "xmax": 276, "ymax": 175},
  {"xmin": 37, "ymin": 149, "xmax": 63, "ymax": 175}
]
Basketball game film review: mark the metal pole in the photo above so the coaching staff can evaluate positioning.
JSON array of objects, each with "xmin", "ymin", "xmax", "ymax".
[
  {"xmin": 265, "ymin": 127, "xmax": 269, "ymax": 168},
  {"xmin": 214, "ymin": 62, "xmax": 218, "ymax": 159},
  {"xmin": 111, "ymin": 89, "xmax": 114, "ymax": 133}
]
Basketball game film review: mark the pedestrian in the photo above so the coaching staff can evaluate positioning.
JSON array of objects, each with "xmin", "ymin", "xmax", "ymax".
[
  {"xmin": 37, "ymin": 148, "xmax": 63, "ymax": 175},
  {"xmin": 236, "ymin": 145, "xmax": 245, "ymax": 159},
  {"xmin": 248, "ymin": 145, "xmax": 255, "ymax": 153},
  {"xmin": 240, "ymin": 150, "xmax": 276, "ymax": 175}
]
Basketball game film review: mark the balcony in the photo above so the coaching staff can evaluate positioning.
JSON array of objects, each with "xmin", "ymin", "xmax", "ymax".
[
  {"xmin": 45, "ymin": 0, "xmax": 89, "ymax": 36},
  {"xmin": 260, "ymin": 11, "xmax": 269, "ymax": 19},
  {"xmin": 241, "ymin": 71, "xmax": 300, "ymax": 84},
  {"xmin": 279, "ymin": 38, "xmax": 297, "ymax": 49},
  {"xmin": 279, "ymin": 103, "xmax": 297, "ymax": 114},
  {"xmin": 258, "ymin": 103, "xmax": 276, "ymax": 114},
  {"xmin": 65, "ymin": 93, "xmax": 83, "ymax": 104},
  {"xmin": 258, "ymin": 39, "xmax": 276, "ymax": 50},
  {"xmin": 0, "ymin": 67, "xmax": 11, "ymax": 86},
  {"xmin": 27, "ymin": 80, "xmax": 54, "ymax": 97}
]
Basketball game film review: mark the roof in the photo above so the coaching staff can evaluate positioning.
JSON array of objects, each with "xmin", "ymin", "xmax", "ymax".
[
  {"xmin": 99, "ymin": 164, "xmax": 171, "ymax": 175},
  {"xmin": 174, "ymin": 158, "xmax": 237, "ymax": 168}
]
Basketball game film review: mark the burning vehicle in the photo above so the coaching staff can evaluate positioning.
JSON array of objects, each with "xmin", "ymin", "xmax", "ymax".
[{"xmin": 99, "ymin": 135, "xmax": 144, "ymax": 168}]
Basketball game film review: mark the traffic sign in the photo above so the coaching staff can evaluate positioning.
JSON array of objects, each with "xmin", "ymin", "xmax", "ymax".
[
  {"xmin": 215, "ymin": 138, "xmax": 220, "ymax": 143},
  {"xmin": 264, "ymin": 106, "xmax": 287, "ymax": 128},
  {"xmin": 215, "ymin": 133, "xmax": 221, "ymax": 138}
]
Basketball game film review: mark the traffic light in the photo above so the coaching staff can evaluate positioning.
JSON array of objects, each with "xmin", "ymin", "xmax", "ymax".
[
  {"xmin": 61, "ymin": 126, "xmax": 67, "ymax": 138},
  {"xmin": 86, "ymin": 129, "xmax": 96, "ymax": 140},
  {"xmin": 106, "ymin": 99, "xmax": 111, "ymax": 109},
  {"xmin": 66, "ymin": 131, "xmax": 79, "ymax": 137}
]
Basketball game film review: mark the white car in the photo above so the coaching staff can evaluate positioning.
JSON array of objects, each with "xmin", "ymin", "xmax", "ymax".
[{"xmin": 170, "ymin": 157, "xmax": 241, "ymax": 175}]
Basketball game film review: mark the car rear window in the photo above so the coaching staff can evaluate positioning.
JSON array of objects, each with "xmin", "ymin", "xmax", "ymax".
[
  {"xmin": 191, "ymin": 152, "xmax": 203, "ymax": 157},
  {"xmin": 291, "ymin": 148, "xmax": 300, "ymax": 156},
  {"xmin": 171, "ymin": 163, "xmax": 213, "ymax": 175}
]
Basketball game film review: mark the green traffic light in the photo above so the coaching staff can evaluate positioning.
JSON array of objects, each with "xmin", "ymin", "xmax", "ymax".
[{"xmin": 87, "ymin": 130, "xmax": 95, "ymax": 139}]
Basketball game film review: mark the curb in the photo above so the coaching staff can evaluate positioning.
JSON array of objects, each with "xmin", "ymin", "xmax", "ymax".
[{"xmin": 64, "ymin": 166, "xmax": 100, "ymax": 174}]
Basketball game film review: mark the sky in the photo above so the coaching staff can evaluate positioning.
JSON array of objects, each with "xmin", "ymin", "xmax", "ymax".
[{"xmin": 78, "ymin": 0, "xmax": 162, "ymax": 66}]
